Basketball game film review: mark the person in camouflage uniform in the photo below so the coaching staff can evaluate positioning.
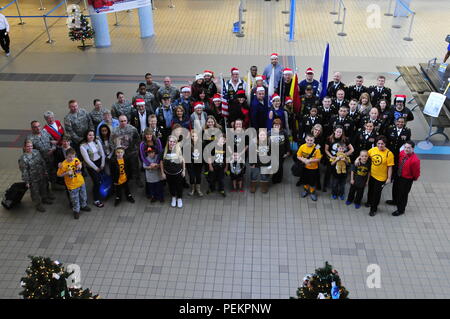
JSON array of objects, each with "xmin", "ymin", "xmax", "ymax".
[
  {"xmin": 111, "ymin": 115, "xmax": 143, "ymax": 188},
  {"xmin": 111, "ymin": 91, "xmax": 133, "ymax": 120},
  {"xmin": 89, "ymin": 99, "xmax": 107, "ymax": 129},
  {"xmin": 64, "ymin": 99, "xmax": 94, "ymax": 155},
  {"xmin": 18, "ymin": 140, "xmax": 53, "ymax": 212},
  {"xmin": 156, "ymin": 77, "xmax": 180, "ymax": 104},
  {"xmin": 144, "ymin": 72, "xmax": 160, "ymax": 96},
  {"xmin": 133, "ymin": 82, "xmax": 156, "ymax": 114},
  {"xmin": 27, "ymin": 120, "xmax": 60, "ymax": 191}
]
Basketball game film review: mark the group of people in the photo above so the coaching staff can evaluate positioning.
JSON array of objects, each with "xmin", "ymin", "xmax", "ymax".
[{"xmin": 18, "ymin": 54, "xmax": 421, "ymax": 219}]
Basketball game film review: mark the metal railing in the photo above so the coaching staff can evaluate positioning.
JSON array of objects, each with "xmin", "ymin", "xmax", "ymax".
[
  {"xmin": 0, "ymin": 0, "xmax": 24, "ymax": 25},
  {"xmin": 391, "ymin": 0, "xmax": 416, "ymax": 41},
  {"xmin": 333, "ymin": 0, "xmax": 347, "ymax": 37}
]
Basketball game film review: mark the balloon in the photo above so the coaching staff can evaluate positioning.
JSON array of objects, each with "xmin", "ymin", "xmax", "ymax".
[{"xmin": 99, "ymin": 173, "xmax": 113, "ymax": 199}]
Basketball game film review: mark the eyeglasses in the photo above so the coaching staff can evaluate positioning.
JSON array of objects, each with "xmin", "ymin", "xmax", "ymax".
[{"xmin": 120, "ymin": 120, "xmax": 127, "ymax": 122}]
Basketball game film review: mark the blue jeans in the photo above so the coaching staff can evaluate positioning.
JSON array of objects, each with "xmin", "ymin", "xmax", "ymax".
[
  {"xmin": 250, "ymin": 167, "xmax": 270, "ymax": 182},
  {"xmin": 146, "ymin": 181, "xmax": 164, "ymax": 200}
]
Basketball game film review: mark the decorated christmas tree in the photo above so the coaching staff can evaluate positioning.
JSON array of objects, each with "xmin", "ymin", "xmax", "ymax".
[
  {"xmin": 67, "ymin": 5, "xmax": 94, "ymax": 50},
  {"xmin": 292, "ymin": 261, "xmax": 349, "ymax": 299},
  {"xmin": 19, "ymin": 256, "xmax": 99, "ymax": 299}
]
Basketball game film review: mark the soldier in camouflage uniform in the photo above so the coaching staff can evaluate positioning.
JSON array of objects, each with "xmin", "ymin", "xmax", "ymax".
[
  {"xmin": 89, "ymin": 99, "xmax": 107, "ymax": 129},
  {"xmin": 133, "ymin": 82, "xmax": 156, "ymax": 114},
  {"xmin": 111, "ymin": 115, "xmax": 143, "ymax": 187},
  {"xmin": 64, "ymin": 99, "xmax": 94, "ymax": 155},
  {"xmin": 156, "ymin": 77, "xmax": 180, "ymax": 104},
  {"xmin": 111, "ymin": 91, "xmax": 134, "ymax": 121},
  {"xmin": 27, "ymin": 121, "xmax": 60, "ymax": 192},
  {"xmin": 145, "ymin": 73, "xmax": 161, "ymax": 96},
  {"xmin": 18, "ymin": 140, "xmax": 53, "ymax": 212}
]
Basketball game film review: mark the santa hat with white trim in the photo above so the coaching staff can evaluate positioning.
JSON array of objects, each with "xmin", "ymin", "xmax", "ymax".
[
  {"xmin": 193, "ymin": 102, "xmax": 205, "ymax": 110},
  {"xmin": 212, "ymin": 93, "xmax": 222, "ymax": 102},
  {"xmin": 285, "ymin": 96, "xmax": 293, "ymax": 104},
  {"xmin": 231, "ymin": 67, "xmax": 240, "ymax": 75},
  {"xmin": 305, "ymin": 68, "xmax": 314, "ymax": 75},
  {"xmin": 394, "ymin": 94, "xmax": 407, "ymax": 104},
  {"xmin": 270, "ymin": 53, "xmax": 279, "ymax": 59},
  {"xmin": 283, "ymin": 68, "xmax": 293, "ymax": 75},
  {"xmin": 181, "ymin": 86, "xmax": 191, "ymax": 93},
  {"xmin": 195, "ymin": 74, "xmax": 204, "ymax": 81},
  {"xmin": 271, "ymin": 94, "xmax": 281, "ymax": 103},
  {"xmin": 135, "ymin": 98, "xmax": 145, "ymax": 106},
  {"xmin": 256, "ymin": 86, "xmax": 265, "ymax": 92},
  {"xmin": 203, "ymin": 70, "xmax": 214, "ymax": 77}
]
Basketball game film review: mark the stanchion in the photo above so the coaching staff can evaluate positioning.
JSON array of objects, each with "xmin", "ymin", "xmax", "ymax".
[
  {"xmin": 43, "ymin": 16, "xmax": 53, "ymax": 43},
  {"xmin": 337, "ymin": 6, "xmax": 347, "ymax": 36},
  {"xmin": 83, "ymin": 0, "xmax": 88, "ymax": 11},
  {"xmin": 288, "ymin": 0, "xmax": 295, "ymax": 41},
  {"xmin": 384, "ymin": 0, "xmax": 393, "ymax": 16},
  {"xmin": 242, "ymin": 0, "xmax": 246, "ymax": 12},
  {"xmin": 330, "ymin": 0, "xmax": 338, "ymax": 15},
  {"xmin": 39, "ymin": 0, "xmax": 46, "ymax": 11},
  {"xmin": 282, "ymin": 0, "xmax": 289, "ymax": 14},
  {"xmin": 168, "ymin": 0, "xmax": 175, "ymax": 8},
  {"xmin": 151, "ymin": 0, "xmax": 156, "ymax": 10},
  {"xmin": 334, "ymin": 0, "xmax": 342, "ymax": 24},
  {"xmin": 15, "ymin": 0, "xmax": 25, "ymax": 25},
  {"xmin": 403, "ymin": 11, "xmax": 414, "ymax": 41},
  {"xmin": 64, "ymin": 0, "xmax": 67, "ymax": 12},
  {"xmin": 236, "ymin": 2, "xmax": 244, "ymax": 38},
  {"xmin": 114, "ymin": 12, "xmax": 119, "ymax": 26}
]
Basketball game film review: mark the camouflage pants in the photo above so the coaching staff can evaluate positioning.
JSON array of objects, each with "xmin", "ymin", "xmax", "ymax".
[
  {"xmin": 30, "ymin": 178, "xmax": 49, "ymax": 206},
  {"xmin": 68, "ymin": 183, "xmax": 88, "ymax": 213},
  {"xmin": 43, "ymin": 156, "xmax": 57, "ymax": 184}
]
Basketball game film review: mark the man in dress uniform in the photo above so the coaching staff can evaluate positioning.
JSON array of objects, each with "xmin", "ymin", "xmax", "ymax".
[
  {"xmin": 329, "ymin": 105, "xmax": 355, "ymax": 139},
  {"xmin": 386, "ymin": 117, "xmax": 411, "ymax": 165},
  {"xmin": 347, "ymin": 75, "xmax": 368, "ymax": 101},
  {"xmin": 318, "ymin": 96, "xmax": 336, "ymax": 137},
  {"xmin": 327, "ymin": 72, "xmax": 346, "ymax": 98},
  {"xmin": 300, "ymin": 85, "xmax": 320, "ymax": 116},
  {"xmin": 299, "ymin": 68, "xmax": 319, "ymax": 96},
  {"xmin": 299, "ymin": 106, "xmax": 322, "ymax": 140},
  {"xmin": 331, "ymin": 88, "xmax": 349, "ymax": 110},
  {"xmin": 359, "ymin": 107, "xmax": 383, "ymax": 135},
  {"xmin": 367, "ymin": 75, "xmax": 392, "ymax": 106}
]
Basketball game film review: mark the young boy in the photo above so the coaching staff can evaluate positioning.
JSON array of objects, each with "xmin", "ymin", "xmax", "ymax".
[
  {"xmin": 346, "ymin": 150, "xmax": 371, "ymax": 209},
  {"xmin": 230, "ymin": 152, "xmax": 245, "ymax": 192},
  {"xmin": 330, "ymin": 143, "xmax": 351, "ymax": 200},
  {"xmin": 110, "ymin": 147, "xmax": 135, "ymax": 206},
  {"xmin": 297, "ymin": 134, "xmax": 322, "ymax": 201},
  {"xmin": 207, "ymin": 135, "xmax": 228, "ymax": 197},
  {"xmin": 143, "ymin": 147, "xmax": 164, "ymax": 203},
  {"xmin": 57, "ymin": 148, "xmax": 91, "ymax": 219}
]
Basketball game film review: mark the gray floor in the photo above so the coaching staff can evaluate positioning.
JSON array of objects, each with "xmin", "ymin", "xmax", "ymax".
[{"xmin": 1, "ymin": 0, "xmax": 450, "ymax": 299}]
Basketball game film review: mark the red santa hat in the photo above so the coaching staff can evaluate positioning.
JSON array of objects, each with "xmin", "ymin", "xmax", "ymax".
[
  {"xmin": 285, "ymin": 96, "xmax": 293, "ymax": 104},
  {"xmin": 181, "ymin": 86, "xmax": 191, "ymax": 93},
  {"xmin": 255, "ymin": 75, "xmax": 265, "ymax": 82},
  {"xmin": 203, "ymin": 70, "xmax": 214, "ymax": 76},
  {"xmin": 212, "ymin": 94, "xmax": 222, "ymax": 102},
  {"xmin": 271, "ymin": 94, "xmax": 281, "ymax": 102},
  {"xmin": 236, "ymin": 90, "xmax": 246, "ymax": 98},
  {"xmin": 305, "ymin": 68, "xmax": 314, "ymax": 75},
  {"xmin": 256, "ymin": 87, "xmax": 265, "ymax": 92},
  {"xmin": 193, "ymin": 102, "xmax": 205, "ymax": 110},
  {"xmin": 394, "ymin": 94, "xmax": 407, "ymax": 103},
  {"xmin": 231, "ymin": 67, "xmax": 240, "ymax": 75},
  {"xmin": 283, "ymin": 68, "xmax": 293, "ymax": 75},
  {"xmin": 270, "ymin": 53, "xmax": 279, "ymax": 59},
  {"xmin": 195, "ymin": 74, "xmax": 204, "ymax": 81},
  {"xmin": 135, "ymin": 98, "xmax": 145, "ymax": 106}
]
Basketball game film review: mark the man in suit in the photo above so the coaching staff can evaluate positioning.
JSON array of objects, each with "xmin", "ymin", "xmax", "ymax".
[{"xmin": 367, "ymin": 75, "xmax": 391, "ymax": 106}]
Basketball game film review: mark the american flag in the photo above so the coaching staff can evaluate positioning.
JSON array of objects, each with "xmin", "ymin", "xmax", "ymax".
[{"xmin": 221, "ymin": 76, "xmax": 229, "ymax": 118}]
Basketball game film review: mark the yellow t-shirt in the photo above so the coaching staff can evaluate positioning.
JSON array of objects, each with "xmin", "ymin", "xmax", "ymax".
[
  {"xmin": 297, "ymin": 144, "xmax": 322, "ymax": 170},
  {"xmin": 368, "ymin": 147, "xmax": 394, "ymax": 182},
  {"xmin": 57, "ymin": 158, "xmax": 85, "ymax": 190},
  {"xmin": 117, "ymin": 158, "xmax": 127, "ymax": 185}
]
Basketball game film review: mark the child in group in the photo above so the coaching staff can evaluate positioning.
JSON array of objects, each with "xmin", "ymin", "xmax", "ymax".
[
  {"xmin": 297, "ymin": 134, "xmax": 322, "ymax": 201},
  {"xmin": 207, "ymin": 135, "xmax": 228, "ymax": 197},
  {"xmin": 346, "ymin": 150, "xmax": 371, "ymax": 209},
  {"xmin": 110, "ymin": 147, "xmax": 135, "ymax": 206},
  {"xmin": 57, "ymin": 148, "xmax": 91, "ymax": 219},
  {"xmin": 230, "ymin": 152, "xmax": 246, "ymax": 192},
  {"xmin": 143, "ymin": 146, "xmax": 164, "ymax": 203},
  {"xmin": 330, "ymin": 143, "xmax": 351, "ymax": 200}
]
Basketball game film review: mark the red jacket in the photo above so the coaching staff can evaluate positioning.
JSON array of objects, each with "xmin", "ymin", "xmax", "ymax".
[
  {"xmin": 398, "ymin": 150, "xmax": 420, "ymax": 181},
  {"xmin": 43, "ymin": 120, "xmax": 65, "ymax": 145}
]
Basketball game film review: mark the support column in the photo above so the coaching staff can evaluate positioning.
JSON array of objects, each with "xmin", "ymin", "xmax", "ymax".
[
  {"xmin": 90, "ymin": 13, "xmax": 111, "ymax": 48},
  {"xmin": 138, "ymin": 5, "xmax": 154, "ymax": 38}
]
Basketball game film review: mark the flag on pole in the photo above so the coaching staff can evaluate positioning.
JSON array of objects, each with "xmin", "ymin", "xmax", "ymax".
[
  {"xmin": 268, "ymin": 67, "xmax": 275, "ymax": 97},
  {"xmin": 318, "ymin": 43, "xmax": 330, "ymax": 99},
  {"xmin": 289, "ymin": 72, "xmax": 301, "ymax": 114},
  {"xmin": 220, "ymin": 75, "xmax": 229, "ymax": 118},
  {"xmin": 246, "ymin": 71, "xmax": 252, "ymax": 102}
]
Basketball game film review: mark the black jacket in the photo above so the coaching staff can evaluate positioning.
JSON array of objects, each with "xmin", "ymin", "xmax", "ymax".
[{"xmin": 110, "ymin": 156, "xmax": 132, "ymax": 184}]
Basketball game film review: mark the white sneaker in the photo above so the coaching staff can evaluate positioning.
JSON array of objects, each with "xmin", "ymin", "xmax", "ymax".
[
  {"xmin": 6, "ymin": 52, "xmax": 10, "ymax": 57},
  {"xmin": 171, "ymin": 197, "xmax": 176, "ymax": 207},
  {"xmin": 177, "ymin": 198, "xmax": 183, "ymax": 208}
]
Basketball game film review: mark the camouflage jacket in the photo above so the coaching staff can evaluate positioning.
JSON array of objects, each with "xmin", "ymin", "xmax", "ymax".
[
  {"xmin": 64, "ymin": 109, "xmax": 94, "ymax": 144},
  {"xmin": 18, "ymin": 150, "xmax": 47, "ymax": 183}
]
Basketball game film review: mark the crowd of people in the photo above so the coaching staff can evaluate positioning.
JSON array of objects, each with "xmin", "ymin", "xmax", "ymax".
[{"xmin": 18, "ymin": 53, "xmax": 421, "ymax": 220}]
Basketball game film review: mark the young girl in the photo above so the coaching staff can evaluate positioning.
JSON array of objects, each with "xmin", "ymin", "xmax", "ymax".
[
  {"xmin": 250, "ymin": 129, "xmax": 272, "ymax": 194},
  {"xmin": 352, "ymin": 121, "xmax": 376, "ymax": 158},
  {"xmin": 143, "ymin": 147, "xmax": 164, "ymax": 203},
  {"xmin": 207, "ymin": 135, "xmax": 228, "ymax": 197},
  {"xmin": 110, "ymin": 147, "xmax": 135, "ymax": 207},
  {"xmin": 230, "ymin": 152, "xmax": 245, "ymax": 192},
  {"xmin": 267, "ymin": 94, "xmax": 289, "ymax": 134},
  {"xmin": 98, "ymin": 124, "xmax": 113, "ymax": 175},
  {"xmin": 187, "ymin": 130, "xmax": 204, "ymax": 196},
  {"xmin": 208, "ymin": 94, "xmax": 227, "ymax": 128},
  {"xmin": 346, "ymin": 150, "xmax": 371, "ymax": 209},
  {"xmin": 269, "ymin": 118, "xmax": 290, "ymax": 184},
  {"xmin": 161, "ymin": 135, "xmax": 186, "ymax": 208},
  {"xmin": 330, "ymin": 143, "xmax": 351, "ymax": 200}
]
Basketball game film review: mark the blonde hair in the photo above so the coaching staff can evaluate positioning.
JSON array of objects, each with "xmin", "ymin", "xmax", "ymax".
[
  {"xmin": 204, "ymin": 115, "xmax": 222, "ymax": 131},
  {"xmin": 163, "ymin": 135, "xmax": 183, "ymax": 160}
]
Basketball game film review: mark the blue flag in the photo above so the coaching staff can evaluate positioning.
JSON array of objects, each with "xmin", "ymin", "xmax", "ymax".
[{"xmin": 318, "ymin": 43, "xmax": 330, "ymax": 99}]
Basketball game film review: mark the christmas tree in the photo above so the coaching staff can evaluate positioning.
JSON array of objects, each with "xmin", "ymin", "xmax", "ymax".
[
  {"xmin": 292, "ymin": 261, "xmax": 349, "ymax": 299},
  {"xmin": 68, "ymin": 10, "xmax": 94, "ymax": 50},
  {"xmin": 19, "ymin": 256, "xmax": 99, "ymax": 299}
]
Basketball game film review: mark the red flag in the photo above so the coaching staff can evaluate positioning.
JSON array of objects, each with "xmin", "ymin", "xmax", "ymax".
[{"xmin": 291, "ymin": 73, "xmax": 301, "ymax": 114}]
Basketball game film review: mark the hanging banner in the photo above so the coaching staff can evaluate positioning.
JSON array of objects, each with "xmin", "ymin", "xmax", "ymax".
[{"xmin": 88, "ymin": 0, "xmax": 151, "ymax": 15}]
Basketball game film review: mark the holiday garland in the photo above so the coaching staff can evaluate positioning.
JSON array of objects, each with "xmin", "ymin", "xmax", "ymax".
[
  {"xmin": 19, "ymin": 256, "xmax": 99, "ymax": 299},
  {"xmin": 292, "ymin": 261, "xmax": 349, "ymax": 299}
]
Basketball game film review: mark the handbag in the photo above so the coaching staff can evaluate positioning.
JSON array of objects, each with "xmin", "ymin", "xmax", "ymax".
[
  {"xmin": 99, "ymin": 172, "xmax": 113, "ymax": 199},
  {"xmin": 291, "ymin": 144, "xmax": 317, "ymax": 177}
]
